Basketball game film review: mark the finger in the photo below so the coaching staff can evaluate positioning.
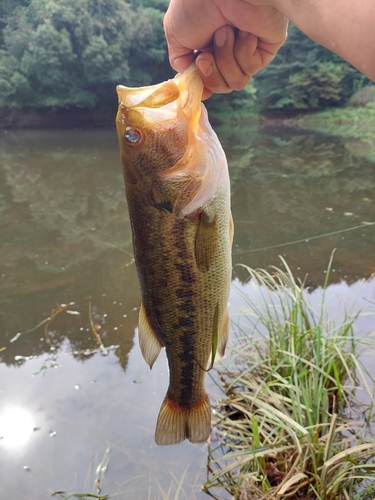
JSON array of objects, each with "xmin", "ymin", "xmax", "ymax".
[
  {"xmin": 196, "ymin": 52, "xmax": 233, "ymax": 95},
  {"xmin": 233, "ymin": 30, "xmax": 261, "ymax": 76},
  {"xmin": 163, "ymin": 1, "xmax": 226, "ymax": 74},
  {"xmin": 172, "ymin": 53, "xmax": 195, "ymax": 73},
  {"xmin": 163, "ymin": 23, "xmax": 195, "ymax": 73},
  {"xmin": 235, "ymin": 31, "xmax": 285, "ymax": 76},
  {"xmin": 213, "ymin": 26, "xmax": 252, "ymax": 90},
  {"xmin": 201, "ymin": 87, "xmax": 213, "ymax": 101}
]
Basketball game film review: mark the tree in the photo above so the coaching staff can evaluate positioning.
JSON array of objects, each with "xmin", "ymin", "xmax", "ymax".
[
  {"xmin": 127, "ymin": 6, "xmax": 173, "ymax": 85},
  {"xmin": 0, "ymin": 0, "xmax": 134, "ymax": 109},
  {"xmin": 254, "ymin": 24, "xmax": 370, "ymax": 110},
  {"xmin": 0, "ymin": 0, "xmax": 30, "ymax": 44},
  {"xmin": 0, "ymin": 2, "xmax": 371, "ymax": 114}
]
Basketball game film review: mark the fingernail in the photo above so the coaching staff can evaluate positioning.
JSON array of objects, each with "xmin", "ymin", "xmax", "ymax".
[
  {"xmin": 197, "ymin": 59, "xmax": 213, "ymax": 77},
  {"xmin": 238, "ymin": 30, "xmax": 249, "ymax": 39},
  {"xmin": 215, "ymin": 27, "xmax": 227, "ymax": 47}
]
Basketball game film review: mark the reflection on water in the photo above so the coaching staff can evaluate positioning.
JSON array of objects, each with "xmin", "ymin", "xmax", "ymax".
[
  {"xmin": 220, "ymin": 126, "xmax": 375, "ymax": 283},
  {"xmin": 0, "ymin": 126, "xmax": 374, "ymax": 499},
  {"xmin": 0, "ymin": 338, "xmax": 214, "ymax": 499},
  {"xmin": 0, "ymin": 407, "xmax": 34, "ymax": 449}
]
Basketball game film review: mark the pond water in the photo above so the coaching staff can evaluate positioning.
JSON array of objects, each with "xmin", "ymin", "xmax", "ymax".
[{"xmin": 0, "ymin": 124, "xmax": 374, "ymax": 499}]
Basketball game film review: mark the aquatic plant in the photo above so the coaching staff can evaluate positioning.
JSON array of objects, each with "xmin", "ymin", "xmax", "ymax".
[{"xmin": 205, "ymin": 255, "xmax": 375, "ymax": 499}]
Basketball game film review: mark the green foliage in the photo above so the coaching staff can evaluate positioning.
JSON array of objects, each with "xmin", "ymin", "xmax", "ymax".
[
  {"xmin": 348, "ymin": 84, "xmax": 375, "ymax": 107},
  {"xmin": 206, "ymin": 80, "xmax": 257, "ymax": 117},
  {"xmin": 127, "ymin": 6, "xmax": 172, "ymax": 85},
  {"xmin": 286, "ymin": 62, "xmax": 350, "ymax": 109},
  {"xmin": 254, "ymin": 24, "xmax": 370, "ymax": 110},
  {"xmin": 0, "ymin": 2, "xmax": 372, "ymax": 114},
  {"xmin": 0, "ymin": 0, "xmax": 30, "ymax": 43},
  {"xmin": 0, "ymin": 0, "xmax": 171, "ymax": 111}
]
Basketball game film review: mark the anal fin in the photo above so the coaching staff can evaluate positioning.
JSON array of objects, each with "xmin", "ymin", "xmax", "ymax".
[
  {"xmin": 218, "ymin": 309, "xmax": 229, "ymax": 358},
  {"xmin": 155, "ymin": 394, "xmax": 211, "ymax": 446},
  {"xmin": 138, "ymin": 301, "xmax": 163, "ymax": 369},
  {"xmin": 207, "ymin": 307, "xmax": 229, "ymax": 368}
]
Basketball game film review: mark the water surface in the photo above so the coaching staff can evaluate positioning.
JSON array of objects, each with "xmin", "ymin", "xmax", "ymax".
[{"xmin": 0, "ymin": 125, "xmax": 374, "ymax": 499}]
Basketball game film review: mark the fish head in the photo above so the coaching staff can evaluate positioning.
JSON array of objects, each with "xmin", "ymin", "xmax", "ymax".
[{"xmin": 116, "ymin": 66, "xmax": 226, "ymax": 217}]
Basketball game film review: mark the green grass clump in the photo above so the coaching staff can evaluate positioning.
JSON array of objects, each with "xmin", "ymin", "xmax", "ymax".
[{"xmin": 205, "ymin": 255, "xmax": 375, "ymax": 500}]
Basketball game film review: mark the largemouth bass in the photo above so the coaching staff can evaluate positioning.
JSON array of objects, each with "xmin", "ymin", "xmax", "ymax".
[{"xmin": 116, "ymin": 66, "xmax": 233, "ymax": 446}]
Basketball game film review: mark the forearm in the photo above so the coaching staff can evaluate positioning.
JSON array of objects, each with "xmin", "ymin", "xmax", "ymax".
[{"xmin": 269, "ymin": 0, "xmax": 375, "ymax": 81}]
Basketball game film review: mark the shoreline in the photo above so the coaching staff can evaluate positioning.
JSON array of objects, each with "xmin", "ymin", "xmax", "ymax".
[
  {"xmin": 1, "ymin": 106, "xmax": 374, "ymax": 133},
  {"xmin": 0, "ymin": 108, "xmax": 117, "ymax": 130},
  {"xmin": 0, "ymin": 107, "xmax": 310, "ymax": 130}
]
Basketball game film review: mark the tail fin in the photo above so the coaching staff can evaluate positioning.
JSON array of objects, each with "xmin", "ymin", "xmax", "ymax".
[{"xmin": 155, "ymin": 394, "xmax": 211, "ymax": 446}]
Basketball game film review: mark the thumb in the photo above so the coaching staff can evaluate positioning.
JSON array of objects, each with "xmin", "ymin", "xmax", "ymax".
[{"xmin": 169, "ymin": 51, "xmax": 196, "ymax": 73}]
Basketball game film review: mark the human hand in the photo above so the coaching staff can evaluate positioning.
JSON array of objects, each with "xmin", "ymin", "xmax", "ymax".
[{"xmin": 163, "ymin": 0, "xmax": 288, "ymax": 98}]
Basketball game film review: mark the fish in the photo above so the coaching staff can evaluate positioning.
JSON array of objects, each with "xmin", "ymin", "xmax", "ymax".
[{"xmin": 116, "ymin": 66, "xmax": 233, "ymax": 446}]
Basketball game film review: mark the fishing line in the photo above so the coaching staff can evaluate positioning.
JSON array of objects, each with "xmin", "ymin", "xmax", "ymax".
[
  {"xmin": 97, "ymin": 240, "xmax": 134, "ymax": 257},
  {"xmin": 233, "ymin": 221, "xmax": 375, "ymax": 255}
]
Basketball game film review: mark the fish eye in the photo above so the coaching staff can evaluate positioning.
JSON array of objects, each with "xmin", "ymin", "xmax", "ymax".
[{"xmin": 124, "ymin": 127, "xmax": 142, "ymax": 145}]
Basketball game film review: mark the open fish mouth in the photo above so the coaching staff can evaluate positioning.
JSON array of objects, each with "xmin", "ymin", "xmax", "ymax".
[
  {"xmin": 117, "ymin": 65, "xmax": 203, "ymax": 132},
  {"xmin": 116, "ymin": 66, "xmax": 225, "ymax": 218}
]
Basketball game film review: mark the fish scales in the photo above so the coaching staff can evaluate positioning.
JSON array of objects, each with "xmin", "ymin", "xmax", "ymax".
[
  {"xmin": 127, "ymin": 194, "xmax": 229, "ymax": 406},
  {"xmin": 116, "ymin": 66, "xmax": 233, "ymax": 445}
]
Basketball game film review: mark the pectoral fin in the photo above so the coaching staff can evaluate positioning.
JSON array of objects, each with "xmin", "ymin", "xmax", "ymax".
[
  {"xmin": 195, "ymin": 212, "xmax": 218, "ymax": 272},
  {"xmin": 138, "ymin": 301, "xmax": 163, "ymax": 369}
]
